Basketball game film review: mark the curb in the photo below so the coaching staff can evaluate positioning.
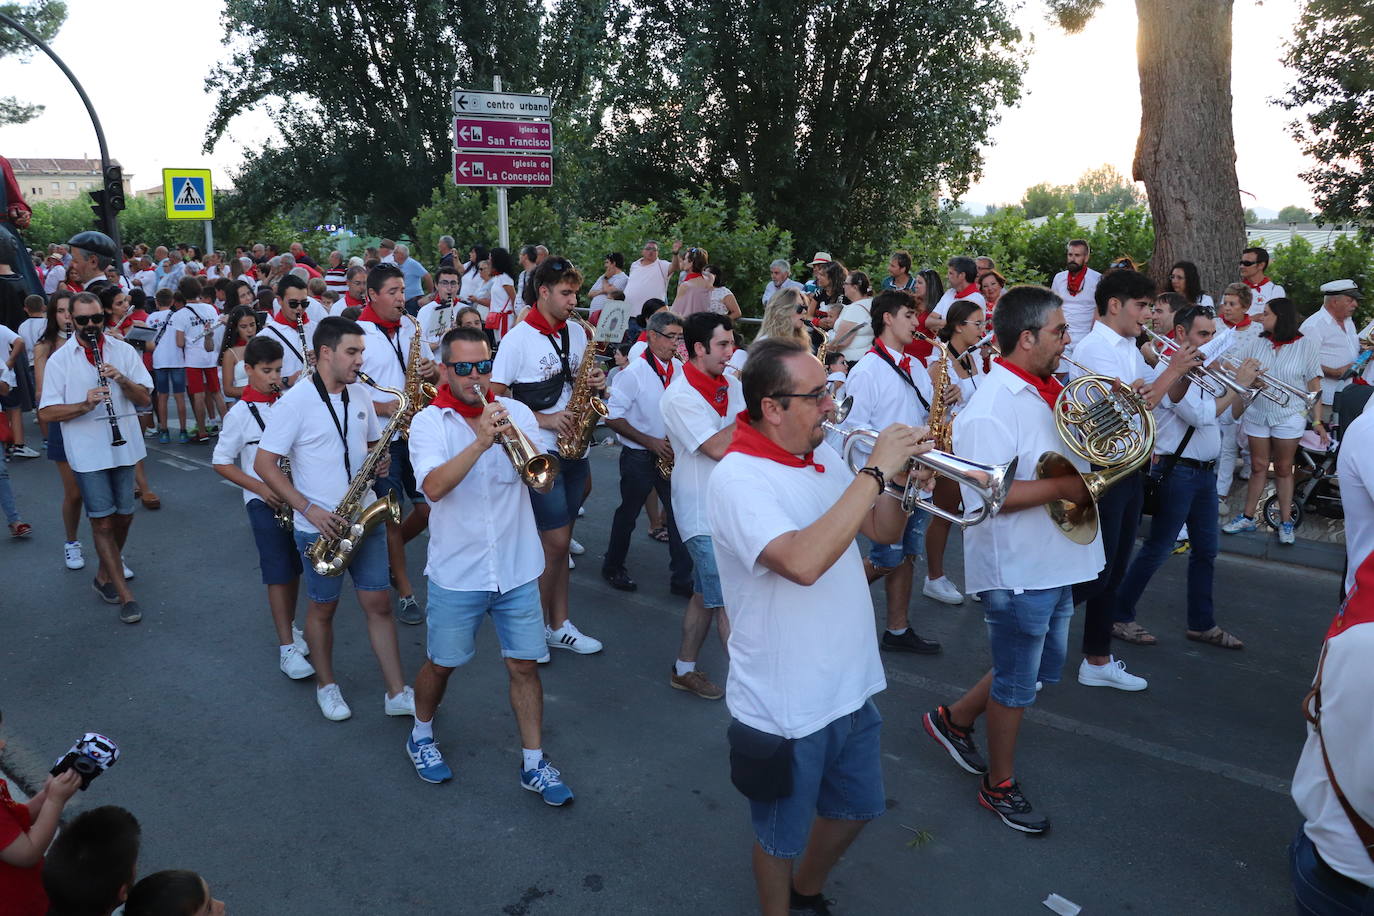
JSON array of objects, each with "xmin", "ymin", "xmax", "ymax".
[{"xmin": 1139, "ymin": 519, "xmax": 1345, "ymax": 574}]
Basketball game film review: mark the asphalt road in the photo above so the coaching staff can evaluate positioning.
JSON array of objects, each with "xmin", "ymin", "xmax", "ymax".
[{"xmin": 0, "ymin": 423, "xmax": 1332, "ymax": 915}]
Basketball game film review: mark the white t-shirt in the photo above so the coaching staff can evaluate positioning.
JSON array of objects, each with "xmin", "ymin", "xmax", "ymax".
[
  {"xmin": 211, "ymin": 397, "xmax": 279, "ymax": 505},
  {"xmin": 258, "ymin": 318, "xmax": 309, "ymax": 381},
  {"xmin": 18, "ymin": 316, "xmax": 44, "ymax": 367},
  {"xmin": 952, "ymin": 362, "xmax": 1105, "ymax": 594},
  {"xmin": 42, "ymin": 263, "xmax": 66, "ymax": 294},
  {"xmin": 841, "ymin": 343, "xmax": 934, "ymax": 462},
  {"xmin": 605, "ymin": 350, "xmax": 679, "ymax": 448},
  {"xmin": 146, "ymin": 309, "xmax": 185, "ymax": 369},
  {"xmin": 589, "ymin": 271, "xmax": 629, "ymax": 315},
  {"xmin": 487, "ymin": 273, "xmax": 516, "ymax": 320},
  {"xmin": 408, "ymin": 396, "xmax": 545, "ymax": 592},
  {"xmin": 357, "ymin": 317, "xmax": 419, "ymax": 440},
  {"xmin": 0, "ymin": 325, "xmax": 18, "ymax": 376},
  {"xmin": 133, "ymin": 268, "xmax": 157, "ymax": 297},
  {"xmin": 459, "ymin": 267, "xmax": 484, "ymax": 303},
  {"xmin": 1244, "ymin": 279, "xmax": 1286, "ymax": 317},
  {"xmin": 622, "ymin": 257, "xmax": 672, "ymax": 313},
  {"xmin": 1337, "ymin": 412, "xmax": 1374, "ymax": 597},
  {"xmin": 1299, "ymin": 307, "xmax": 1358, "ymax": 406},
  {"xmin": 661, "ymin": 369, "xmax": 743, "ymax": 542},
  {"xmin": 709, "ymin": 447, "xmax": 886, "ymax": 739},
  {"xmin": 1051, "ymin": 268, "xmax": 1103, "ymax": 347},
  {"xmin": 932, "ymin": 287, "xmax": 987, "ymax": 319},
  {"xmin": 491, "ymin": 318, "xmax": 589, "ymax": 454},
  {"xmin": 176, "ymin": 303, "xmax": 221, "ymax": 370},
  {"xmin": 38, "ymin": 336, "xmax": 152, "ymax": 473},
  {"xmin": 257, "ymin": 378, "xmax": 382, "ymax": 534},
  {"xmin": 833, "ymin": 298, "xmax": 874, "ymax": 361}
]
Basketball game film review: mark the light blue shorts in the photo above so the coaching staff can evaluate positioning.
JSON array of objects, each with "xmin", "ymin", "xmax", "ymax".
[
  {"xmin": 425, "ymin": 579, "xmax": 545, "ymax": 667},
  {"xmin": 685, "ymin": 535, "xmax": 724, "ymax": 608},
  {"xmin": 293, "ymin": 527, "xmax": 389, "ymax": 604},
  {"xmin": 867, "ymin": 510, "xmax": 928, "ymax": 568}
]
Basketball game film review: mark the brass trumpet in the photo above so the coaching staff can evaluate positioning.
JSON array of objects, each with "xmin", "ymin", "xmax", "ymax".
[
  {"xmin": 1142, "ymin": 327, "xmax": 1259, "ymax": 408},
  {"xmin": 472, "ymin": 384, "xmax": 560, "ymax": 490}
]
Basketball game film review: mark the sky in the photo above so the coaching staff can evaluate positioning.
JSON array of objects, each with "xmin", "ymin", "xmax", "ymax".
[{"xmin": 0, "ymin": 0, "xmax": 1315, "ymax": 214}]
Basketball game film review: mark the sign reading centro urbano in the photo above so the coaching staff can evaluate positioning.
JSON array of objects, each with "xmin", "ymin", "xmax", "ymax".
[
  {"xmin": 453, "ymin": 116, "xmax": 553, "ymax": 154},
  {"xmin": 451, "ymin": 89, "xmax": 551, "ymax": 120},
  {"xmin": 453, "ymin": 153, "xmax": 553, "ymax": 188},
  {"xmin": 162, "ymin": 168, "xmax": 214, "ymax": 220}
]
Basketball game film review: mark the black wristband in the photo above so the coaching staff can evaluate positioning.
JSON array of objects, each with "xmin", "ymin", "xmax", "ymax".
[{"xmin": 858, "ymin": 466, "xmax": 885, "ymax": 494}]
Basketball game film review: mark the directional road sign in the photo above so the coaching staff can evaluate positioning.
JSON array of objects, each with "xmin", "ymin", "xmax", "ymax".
[
  {"xmin": 453, "ymin": 116, "xmax": 553, "ymax": 154},
  {"xmin": 451, "ymin": 89, "xmax": 551, "ymax": 120},
  {"xmin": 162, "ymin": 168, "xmax": 214, "ymax": 220},
  {"xmin": 453, "ymin": 152, "xmax": 553, "ymax": 188}
]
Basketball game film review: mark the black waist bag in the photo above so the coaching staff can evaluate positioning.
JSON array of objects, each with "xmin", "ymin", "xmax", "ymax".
[
  {"xmin": 510, "ymin": 375, "xmax": 566, "ymax": 411},
  {"xmin": 727, "ymin": 720, "xmax": 794, "ymax": 802}
]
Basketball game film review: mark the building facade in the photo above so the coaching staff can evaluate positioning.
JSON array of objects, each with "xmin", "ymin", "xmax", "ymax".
[{"xmin": 9, "ymin": 157, "xmax": 132, "ymax": 202}]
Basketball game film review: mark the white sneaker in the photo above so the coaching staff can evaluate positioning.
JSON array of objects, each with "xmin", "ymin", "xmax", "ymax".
[
  {"xmin": 292, "ymin": 625, "xmax": 310, "ymax": 656},
  {"xmin": 384, "ymin": 686, "xmax": 416, "ymax": 716},
  {"xmin": 317, "ymin": 684, "xmax": 352, "ymax": 721},
  {"xmin": 279, "ymin": 645, "xmax": 315, "ymax": 680},
  {"xmin": 122, "ymin": 562, "xmax": 134, "ymax": 580},
  {"xmin": 922, "ymin": 576, "xmax": 964, "ymax": 605},
  {"xmin": 9, "ymin": 444, "xmax": 39, "ymax": 459},
  {"xmin": 546, "ymin": 621, "xmax": 603, "ymax": 655},
  {"xmin": 1077, "ymin": 656, "xmax": 1148, "ymax": 692},
  {"xmin": 568, "ymin": 555, "xmax": 575, "ymax": 569},
  {"xmin": 577, "ymin": 506, "xmax": 586, "ymax": 518},
  {"xmin": 569, "ymin": 538, "xmax": 585, "ymax": 556},
  {"xmin": 536, "ymin": 651, "xmax": 551, "ymax": 664},
  {"xmin": 63, "ymin": 541, "xmax": 85, "ymax": 570}
]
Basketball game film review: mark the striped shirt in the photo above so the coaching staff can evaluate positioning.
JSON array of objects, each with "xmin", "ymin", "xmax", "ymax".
[
  {"xmin": 324, "ymin": 267, "xmax": 348, "ymax": 296},
  {"xmin": 1235, "ymin": 333, "xmax": 1320, "ymax": 426}
]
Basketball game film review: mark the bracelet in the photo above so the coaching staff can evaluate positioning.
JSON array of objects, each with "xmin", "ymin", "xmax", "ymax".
[{"xmin": 858, "ymin": 466, "xmax": 885, "ymax": 494}]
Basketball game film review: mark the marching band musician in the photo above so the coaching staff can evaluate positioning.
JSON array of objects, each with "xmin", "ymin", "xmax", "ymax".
[
  {"xmin": 840, "ymin": 289, "xmax": 943, "ymax": 654},
  {"xmin": 254, "ymin": 316, "xmax": 415, "ymax": 723},
  {"xmin": 415, "ymin": 263, "xmax": 464, "ymax": 358},
  {"xmin": 402, "ymin": 326, "xmax": 574, "ymax": 805},
  {"xmin": 600, "ymin": 309, "xmax": 692, "ymax": 596},
  {"xmin": 356, "ymin": 263, "xmax": 439, "ymax": 627},
  {"xmin": 659, "ymin": 312, "xmax": 743, "ymax": 701},
  {"xmin": 922, "ymin": 285, "xmax": 1105, "ymax": 834},
  {"xmin": 490, "ymin": 256, "xmax": 606, "ymax": 659},
  {"xmin": 211, "ymin": 335, "xmax": 313, "ymax": 681},
  {"xmin": 258, "ymin": 275, "xmax": 313, "ymax": 386},
  {"xmin": 707, "ymin": 337, "xmax": 931, "ymax": 916}
]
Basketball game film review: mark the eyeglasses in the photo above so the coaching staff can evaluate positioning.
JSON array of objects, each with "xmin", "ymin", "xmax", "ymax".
[
  {"xmin": 765, "ymin": 388, "xmax": 829, "ymax": 405},
  {"xmin": 284, "ymin": 298, "xmax": 310, "ymax": 308},
  {"xmin": 445, "ymin": 359, "xmax": 494, "ymax": 377},
  {"xmin": 72, "ymin": 313, "xmax": 105, "ymax": 326},
  {"xmin": 436, "ymin": 278, "xmax": 459, "ymax": 286},
  {"xmin": 1239, "ymin": 259, "xmax": 1259, "ymax": 267},
  {"xmin": 1033, "ymin": 322, "xmax": 1069, "ymax": 341},
  {"xmin": 651, "ymin": 329, "xmax": 684, "ymax": 341}
]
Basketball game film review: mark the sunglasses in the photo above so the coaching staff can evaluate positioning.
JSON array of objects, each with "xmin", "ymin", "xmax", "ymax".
[
  {"xmin": 1239, "ymin": 259, "xmax": 1259, "ymax": 267},
  {"xmin": 283, "ymin": 298, "xmax": 310, "ymax": 308},
  {"xmin": 794, "ymin": 305, "xmax": 807, "ymax": 314},
  {"xmin": 1177, "ymin": 305, "xmax": 1216, "ymax": 322},
  {"xmin": 445, "ymin": 359, "xmax": 494, "ymax": 377},
  {"xmin": 72, "ymin": 313, "xmax": 105, "ymax": 326}
]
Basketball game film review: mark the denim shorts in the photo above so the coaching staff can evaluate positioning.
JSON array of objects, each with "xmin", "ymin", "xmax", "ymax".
[
  {"xmin": 425, "ymin": 579, "xmax": 545, "ymax": 667},
  {"xmin": 154, "ymin": 367, "xmax": 186, "ymax": 394},
  {"xmin": 749, "ymin": 698, "xmax": 886, "ymax": 859},
  {"xmin": 867, "ymin": 509, "xmax": 928, "ymax": 568},
  {"xmin": 983, "ymin": 585, "xmax": 1075, "ymax": 708},
  {"xmin": 74, "ymin": 466, "xmax": 136, "ymax": 518},
  {"xmin": 246, "ymin": 498, "xmax": 303, "ymax": 585},
  {"xmin": 46, "ymin": 421, "xmax": 66, "ymax": 463},
  {"xmin": 293, "ymin": 525, "xmax": 390, "ymax": 604},
  {"xmin": 374, "ymin": 438, "xmax": 422, "ymax": 502},
  {"xmin": 685, "ymin": 535, "xmax": 725, "ymax": 607},
  {"xmin": 530, "ymin": 454, "xmax": 590, "ymax": 532}
]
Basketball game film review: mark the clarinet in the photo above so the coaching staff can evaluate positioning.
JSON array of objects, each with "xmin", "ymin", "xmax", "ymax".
[{"xmin": 83, "ymin": 328, "xmax": 127, "ymax": 447}]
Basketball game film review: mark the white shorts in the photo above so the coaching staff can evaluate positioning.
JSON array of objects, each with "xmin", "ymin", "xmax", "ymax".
[{"xmin": 1243, "ymin": 415, "xmax": 1306, "ymax": 440}]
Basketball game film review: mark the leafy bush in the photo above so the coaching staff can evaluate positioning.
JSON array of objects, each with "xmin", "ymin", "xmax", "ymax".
[{"xmin": 1264, "ymin": 233, "xmax": 1374, "ymax": 325}]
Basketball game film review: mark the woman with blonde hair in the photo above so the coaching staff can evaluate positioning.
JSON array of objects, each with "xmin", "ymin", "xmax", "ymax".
[{"xmin": 757, "ymin": 286, "xmax": 813, "ymax": 347}]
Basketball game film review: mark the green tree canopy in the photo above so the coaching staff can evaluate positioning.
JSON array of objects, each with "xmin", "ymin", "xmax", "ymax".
[
  {"xmin": 0, "ymin": 0, "xmax": 66, "ymax": 126},
  {"xmin": 1277, "ymin": 205, "xmax": 1311, "ymax": 224}
]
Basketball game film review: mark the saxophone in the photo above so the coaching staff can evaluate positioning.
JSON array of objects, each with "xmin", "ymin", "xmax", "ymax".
[
  {"xmin": 269, "ymin": 383, "xmax": 293, "ymax": 529},
  {"xmin": 555, "ymin": 315, "xmax": 609, "ymax": 460},
  {"xmin": 304, "ymin": 371, "xmax": 409, "ymax": 576},
  {"xmin": 396, "ymin": 315, "xmax": 436, "ymax": 437},
  {"xmin": 924, "ymin": 334, "xmax": 954, "ymax": 451}
]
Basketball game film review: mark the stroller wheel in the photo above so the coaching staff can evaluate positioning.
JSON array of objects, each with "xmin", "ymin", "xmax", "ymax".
[{"xmin": 1262, "ymin": 494, "xmax": 1304, "ymax": 531}]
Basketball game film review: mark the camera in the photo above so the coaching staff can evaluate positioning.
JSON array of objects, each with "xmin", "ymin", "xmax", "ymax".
[{"xmin": 50, "ymin": 733, "xmax": 120, "ymax": 791}]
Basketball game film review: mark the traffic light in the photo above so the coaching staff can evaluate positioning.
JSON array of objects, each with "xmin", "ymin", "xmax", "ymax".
[
  {"xmin": 103, "ymin": 165, "xmax": 126, "ymax": 213},
  {"xmin": 89, "ymin": 187, "xmax": 108, "ymax": 233}
]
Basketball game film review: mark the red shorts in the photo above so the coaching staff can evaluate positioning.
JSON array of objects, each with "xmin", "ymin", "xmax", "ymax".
[{"xmin": 185, "ymin": 367, "xmax": 221, "ymax": 395}]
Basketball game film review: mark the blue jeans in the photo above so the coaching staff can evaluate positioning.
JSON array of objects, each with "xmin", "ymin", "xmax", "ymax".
[
  {"xmin": 982, "ymin": 586, "xmax": 1075, "ymax": 707},
  {"xmin": 602, "ymin": 447, "xmax": 692, "ymax": 590},
  {"xmin": 1116, "ymin": 463, "xmax": 1219, "ymax": 632},
  {"xmin": 1290, "ymin": 828, "xmax": 1374, "ymax": 914},
  {"xmin": 1074, "ymin": 470, "xmax": 1143, "ymax": 656},
  {"xmin": 0, "ymin": 452, "xmax": 19, "ymax": 524}
]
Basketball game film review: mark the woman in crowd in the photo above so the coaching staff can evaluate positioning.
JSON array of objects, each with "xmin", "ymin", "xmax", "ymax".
[
  {"xmin": 1169, "ymin": 260, "xmax": 1214, "ymax": 308},
  {"xmin": 883, "ymin": 250, "xmax": 917, "ymax": 291},
  {"xmin": 218, "ymin": 305, "xmax": 261, "ymax": 401},
  {"xmin": 908, "ymin": 267, "xmax": 945, "ymax": 362},
  {"xmin": 671, "ymin": 246, "xmax": 712, "ymax": 317},
  {"xmin": 1222, "ymin": 297, "xmax": 1324, "ymax": 545},
  {"xmin": 701, "ymin": 263, "xmax": 742, "ymax": 319},
  {"xmin": 810, "ymin": 259, "xmax": 847, "ymax": 330},
  {"xmin": 977, "ymin": 269, "xmax": 1005, "ymax": 332},
  {"xmin": 224, "ymin": 279, "xmax": 256, "ymax": 312},
  {"xmin": 831, "ymin": 270, "xmax": 875, "ymax": 362},
  {"xmin": 455, "ymin": 305, "xmax": 484, "ymax": 331},
  {"xmin": 757, "ymin": 286, "xmax": 816, "ymax": 351},
  {"xmin": 479, "ymin": 247, "xmax": 519, "ymax": 338}
]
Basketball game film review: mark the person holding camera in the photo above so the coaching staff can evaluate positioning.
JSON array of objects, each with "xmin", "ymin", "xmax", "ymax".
[{"xmin": 0, "ymin": 711, "xmax": 83, "ymax": 916}]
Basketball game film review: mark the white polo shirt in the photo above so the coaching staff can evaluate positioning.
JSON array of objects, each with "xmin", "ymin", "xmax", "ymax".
[
  {"xmin": 38, "ymin": 336, "xmax": 152, "ymax": 473},
  {"xmin": 146, "ymin": 309, "xmax": 185, "ymax": 369},
  {"xmin": 1337, "ymin": 412, "xmax": 1374, "ymax": 597},
  {"xmin": 1069, "ymin": 319, "xmax": 1152, "ymax": 385},
  {"xmin": 1299, "ymin": 307, "xmax": 1358, "ymax": 406},
  {"xmin": 606, "ymin": 349, "xmax": 680, "ymax": 449},
  {"xmin": 1051, "ymin": 268, "xmax": 1102, "ymax": 345},
  {"xmin": 408, "ymin": 396, "xmax": 545, "ymax": 593},
  {"xmin": 952, "ymin": 362, "xmax": 1104, "ymax": 594},
  {"xmin": 491, "ymin": 319, "xmax": 589, "ymax": 454},
  {"xmin": 257, "ymin": 378, "xmax": 382, "ymax": 535},
  {"xmin": 932, "ymin": 287, "xmax": 987, "ymax": 319},
  {"xmin": 1155, "ymin": 381, "xmax": 1220, "ymax": 462},
  {"xmin": 259, "ymin": 317, "xmax": 311, "ymax": 381},
  {"xmin": 1244, "ymin": 278, "xmax": 1286, "ymax": 317},
  {"xmin": 356, "ymin": 316, "xmax": 416, "ymax": 405},
  {"xmin": 211, "ymin": 398, "xmax": 278, "ymax": 505},
  {"xmin": 708, "ymin": 446, "xmax": 886, "ymax": 739},
  {"xmin": 177, "ymin": 302, "xmax": 221, "ymax": 370},
  {"xmin": 416, "ymin": 300, "xmax": 460, "ymax": 355},
  {"xmin": 661, "ymin": 369, "xmax": 743, "ymax": 541},
  {"xmin": 841, "ymin": 343, "xmax": 934, "ymax": 462}
]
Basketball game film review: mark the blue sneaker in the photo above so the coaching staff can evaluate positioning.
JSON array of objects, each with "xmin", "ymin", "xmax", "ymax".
[
  {"xmin": 178, "ymin": 430, "xmax": 190, "ymax": 444},
  {"xmin": 1221, "ymin": 514, "xmax": 1257, "ymax": 534},
  {"xmin": 1279, "ymin": 521, "xmax": 1296, "ymax": 545},
  {"xmin": 405, "ymin": 736, "xmax": 453, "ymax": 784},
  {"xmin": 521, "ymin": 759, "xmax": 573, "ymax": 806},
  {"xmin": 158, "ymin": 430, "xmax": 169, "ymax": 444}
]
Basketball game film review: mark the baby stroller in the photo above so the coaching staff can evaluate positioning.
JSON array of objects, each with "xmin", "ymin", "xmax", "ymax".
[{"xmin": 1260, "ymin": 385, "xmax": 1372, "ymax": 529}]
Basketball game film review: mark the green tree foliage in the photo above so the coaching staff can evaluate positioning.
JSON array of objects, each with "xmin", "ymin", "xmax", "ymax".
[
  {"xmin": 0, "ymin": 0, "xmax": 65, "ymax": 126},
  {"xmin": 1277, "ymin": 205, "xmax": 1312, "ymax": 224},
  {"xmin": 1280, "ymin": 1, "xmax": 1374, "ymax": 226},
  {"xmin": 1263, "ymin": 234, "xmax": 1374, "ymax": 323},
  {"xmin": 412, "ymin": 186, "xmax": 565, "ymax": 263},
  {"xmin": 1017, "ymin": 165, "xmax": 1145, "ymax": 219}
]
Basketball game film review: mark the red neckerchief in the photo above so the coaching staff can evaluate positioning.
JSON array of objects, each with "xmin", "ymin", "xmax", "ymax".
[
  {"xmin": 643, "ymin": 347, "xmax": 674, "ymax": 387},
  {"xmin": 63, "ymin": 278, "xmax": 82, "ymax": 293},
  {"xmin": 1066, "ymin": 267, "xmax": 1087, "ymax": 297},
  {"xmin": 1329, "ymin": 551, "xmax": 1374, "ymax": 639},
  {"xmin": 344, "ymin": 292, "xmax": 366, "ymax": 309},
  {"xmin": 523, "ymin": 307, "xmax": 566, "ymax": 337},
  {"xmin": 637, "ymin": 331, "xmax": 648, "ymax": 343},
  {"xmin": 683, "ymin": 360, "xmax": 728, "ymax": 416},
  {"xmin": 430, "ymin": 383, "xmax": 493, "ymax": 418},
  {"xmin": 1266, "ymin": 331, "xmax": 1303, "ymax": 351},
  {"xmin": 1244, "ymin": 276, "xmax": 1272, "ymax": 294},
  {"xmin": 80, "ymin": 334, "xmax": 105, "ymax": 366},
  {"xmin": 871, "ymin": 340, "xmax": 913, "ymax": 374},
  {"xmin": 724, "ymin": 410, "xmax": 825, "ymax": 472},
  {"xmin": 358, "ymin": 304, "xmax": 401, "ymax": 333},
  {"xmin": 1223, "ymin": 314, "xmax": 1252, "ymax": 329},
  {"xmin": 955, "ymin": 283, "xmax": 978, "ymax": 300},
  {"xmin": 240, "ymin": 385, "xmax": 279, "ymax": 404},
  {"xmin": 684, "ymin": 272, "xmax": 703, "ymax": 281},
  {"xmin": 995, "ymin": 357, "xmax": 1063, "ymax": 409},
  {"xmin": 272, "ymin": 309, "xmax": 307, "ymax": 328}
]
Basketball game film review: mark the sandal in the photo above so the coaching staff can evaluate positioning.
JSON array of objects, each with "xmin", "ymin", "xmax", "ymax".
[
  {"xmin": 1111, "ymin": 621, "xmax": 1157, "ymax": 645},
  {"xmin": 8, "ymin": 521, "xmax": 32, "ymax": 538},
  {"xmin": 1187, "ymin": 626, "xmax": 1245, "ymax": 650},
  {"xmin": 140, "ymin": 490, "xmax": 161, "ymax": 510},
  {"xmin": 648, "ymin": 526, "xmax": 669, "ymax": 542}
]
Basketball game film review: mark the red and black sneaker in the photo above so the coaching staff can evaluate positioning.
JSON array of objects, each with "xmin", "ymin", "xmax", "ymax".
[
  {"xmin": 978, "ymin": 776, "xmax": 1049, "ymax": 834},
  {"xmin": 922, "ymin": 706, "xmax": 987, "ymax": 775}
]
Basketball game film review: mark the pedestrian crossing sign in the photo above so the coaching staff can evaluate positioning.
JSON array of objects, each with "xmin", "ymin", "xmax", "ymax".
[{"xmin": 162, "ymin": 168, "xmax": 214, "ymax": 219}]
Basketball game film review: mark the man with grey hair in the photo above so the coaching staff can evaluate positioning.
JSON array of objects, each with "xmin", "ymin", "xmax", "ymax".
[
  {"xmin": 761, "ymin": 259, "xmax": 803, "ymax": 307},
  {"xmin": 393, "ymin": 244, "xmax": 432, "ymax": 315},
  {"xmin": 1299, "ymin": 279, "xmax": 1362, "ymax": 412},
  {"xmin": 437, "ymin": 235, "xmax": 456, "ymax": 270},
  {"xmin": 65, "ymin": 231, "xmax": 118, "ymax": 292},
  {"xmin": 601, "ymin": 309, "xmax": 693, "ymax": 595}
]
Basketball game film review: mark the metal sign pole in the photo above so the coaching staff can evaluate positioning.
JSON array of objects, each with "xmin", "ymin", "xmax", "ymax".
[
  {"xmin": 204, "ymin": 220, "xmax": 214, "ymax": 257},
  {"xmin": 494, "ymin": 75, "xmax": 510, "ymax": 250}
]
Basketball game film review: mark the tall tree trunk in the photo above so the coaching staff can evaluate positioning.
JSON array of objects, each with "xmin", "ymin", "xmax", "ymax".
[{"xmin": 1133, "ymin": 0, "xmax": 1246, "ymax": 300}]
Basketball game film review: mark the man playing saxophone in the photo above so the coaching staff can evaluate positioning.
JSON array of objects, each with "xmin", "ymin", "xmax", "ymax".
[
  {"xmin": 491, "ymin": 256, "xmax": 606, "ymax": 659},
  {"xmin": 255, "ymin": 316, "xmax": 415, "ymax": 723},
  {"xmin": 401, "ymin": 326, "xmax": 574, "ymax": 804},
  {"xmin": 356, "ymin": 263, "xmax": 440, "ymax": 627}
]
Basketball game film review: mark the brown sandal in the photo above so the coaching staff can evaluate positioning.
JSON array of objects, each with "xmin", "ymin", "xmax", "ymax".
[
  {"xmin": 1111, "ymin": 621, "xmax": 1157, "ymax": 645},
  {"xmin": 140, "ymin": 490, "xmax": 161, "ymax": 510},
  {"xmin": 1187, "ymin": 626, "xmax": 1244, "ymax": 650}
]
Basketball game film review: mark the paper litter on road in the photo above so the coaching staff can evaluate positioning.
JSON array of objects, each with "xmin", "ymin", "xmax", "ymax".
[{"xmin": 1042, "ymin": 893, "xmax": 1082, "ymax": 916}]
